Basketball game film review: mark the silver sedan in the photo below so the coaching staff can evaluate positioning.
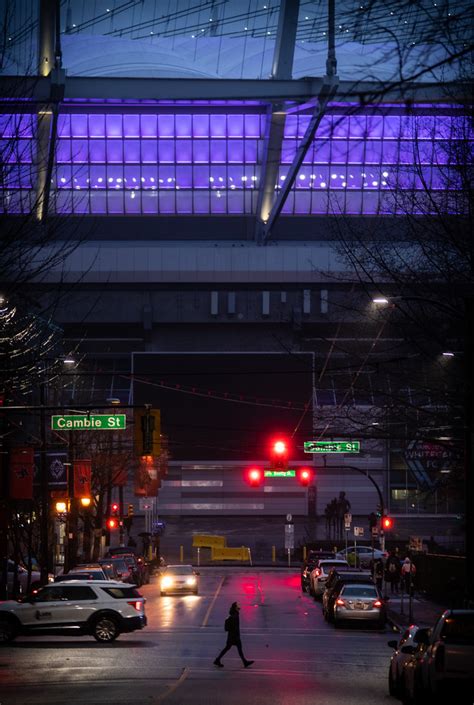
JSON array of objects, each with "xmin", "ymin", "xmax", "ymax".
[{"xmin": 333, "ymin": 582, "xmax": 386, "ymax": 627}]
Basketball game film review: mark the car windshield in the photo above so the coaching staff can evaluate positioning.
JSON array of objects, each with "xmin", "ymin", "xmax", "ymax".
[
  {"xmin": 320, "ymin": 561, "xmax": 348, "ymax": 569},
  {"xmin": 166, "ymin": 566, "xmax": 194, "ymax": 575},
  {"xmin": 342, "ymin": 585, "xmax": 377, "ymax": 598}
]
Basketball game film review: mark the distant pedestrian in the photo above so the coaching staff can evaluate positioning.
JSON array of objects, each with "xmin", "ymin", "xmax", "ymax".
[
  {"xmin": 373, "ymin": 558, "xmax": 384, "ymax": 592},
  {"xmin": 401, "ymin": 557, "xmax": 416, "ymax": 596},
  {"xmin": 214, "ymin": 602, "xmax": 254, "ymax": 668},
  {"xmin": 385, "ymin": 550, "xmax": 402, "ymax": 595}
]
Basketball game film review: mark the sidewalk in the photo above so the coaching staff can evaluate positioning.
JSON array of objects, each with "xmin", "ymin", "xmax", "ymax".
[{"xmin": 385, "ymin": 592, "xmax": 446, "ymax": 631}]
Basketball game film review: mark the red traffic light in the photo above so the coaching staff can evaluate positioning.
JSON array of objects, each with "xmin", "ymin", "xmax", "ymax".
[
  {"xmin": 270, "ymin": 437, "xmax": 289, "ymax": 469},
  {"xmin": 297, "ymin": 467, "xmax": 314, "ymax": 486},
  {"xmin": 273, "ymin": 440, "xmax": 287, "ymax": 455},
  {"xmin": 382, "ymin": 516, "xmax": 393, "ymax": 530},
  {"xmin": 245, "ymin": 467, "xmax": 263, "ymax": 487},
  {"xmin": 111, "ymin": 502, "xmax": 119, "ymax": 514},
  {"xmin": 107, "ymin": 517, "xmax": 118, "ymax": 530}
]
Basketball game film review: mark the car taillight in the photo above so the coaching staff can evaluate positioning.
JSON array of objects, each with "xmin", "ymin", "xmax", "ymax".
[
  {"xmin": 336, "ymin": 598, "xmax": 345, "ymax": 606},
  {"xmin": 373, "ymin": 600, "xmax": 383, "ymax": 608},
  {"xmin": 127, "ymin": 601, "xmax": 142, "ymax": 611}
]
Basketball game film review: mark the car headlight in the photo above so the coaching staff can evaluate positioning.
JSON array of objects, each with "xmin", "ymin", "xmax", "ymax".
[
  {"xmin": 186, "ymin": 577, "xmax": 196, "ymax": 586},
  {"xmin": 161, "ymin": 576, "xmax": 173, "ymax": 589}
]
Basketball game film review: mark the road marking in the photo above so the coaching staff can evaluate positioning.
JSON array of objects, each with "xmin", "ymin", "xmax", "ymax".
[
  {"xmin": 153, "ymin": 666, "xmax": 189, "ymax": 703},
  {"xmin": 201, "ymin": 576, "xmax": 224, "ymax": 628}
]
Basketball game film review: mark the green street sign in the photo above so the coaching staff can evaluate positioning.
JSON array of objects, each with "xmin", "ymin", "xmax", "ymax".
[
  {"xmin": 304, "ymin": 440, "xmax": 360, "ymax": 454},
  {"xmin": 264, "ymin": 469, "xmax": 296, "ymax": 477},
  {"xmin": 51, "ymin": 414, "xmax": 127, "ymax": 431}
]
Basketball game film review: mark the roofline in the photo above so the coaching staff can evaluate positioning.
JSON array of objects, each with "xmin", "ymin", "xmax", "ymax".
[{"xmin": 0, "ymin": 75, "xmax": 470, "ymax": 106}]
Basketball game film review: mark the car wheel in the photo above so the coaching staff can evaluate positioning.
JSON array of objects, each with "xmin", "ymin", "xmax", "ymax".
[
  {"xmin": 0, "ymin": 619, "xmax": 17, "ymax": 644},
  {"xmin": 388, "ymin": 669, "xmax": 398, "ymax": 697},
  {"xmin": 92, "ymin": 615, "xmax": 120, "ymax": 643}
]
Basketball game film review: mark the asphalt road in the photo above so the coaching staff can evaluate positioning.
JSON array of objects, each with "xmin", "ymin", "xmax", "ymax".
[{"xmin": 0, "ymin": 568, "xmax": 395, "ymax": 705}]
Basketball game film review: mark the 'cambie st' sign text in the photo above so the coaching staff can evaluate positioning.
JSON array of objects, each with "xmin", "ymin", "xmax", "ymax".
[{"xmin": 51, "ymin": 415, "xmax": 127, "ymax": 431}]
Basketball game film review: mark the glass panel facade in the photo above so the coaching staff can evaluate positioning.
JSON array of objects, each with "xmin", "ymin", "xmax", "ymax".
[{"xmin": 0, "ymin": 106, "xmax": 470, "ymax": 216}]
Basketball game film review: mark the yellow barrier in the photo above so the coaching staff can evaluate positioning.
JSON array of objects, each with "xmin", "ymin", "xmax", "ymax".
[
  {"xmin": 211, "ymin": 546, "xmax": 251, "ymax": 562},
  {"xmin": 192, "ymin": 534, "xmax": 226, "ymax": 548}
]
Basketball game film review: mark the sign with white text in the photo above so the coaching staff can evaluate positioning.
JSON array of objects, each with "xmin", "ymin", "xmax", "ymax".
[{"xmin": 51, "ymin": 414, "xmax": 126, "ymax": 431}]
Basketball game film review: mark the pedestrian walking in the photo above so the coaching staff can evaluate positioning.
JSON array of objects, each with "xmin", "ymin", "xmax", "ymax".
[
  {"xmin": 385, "ymin": 550, "xmax": 402, "ymax": 595},
  {"xmin": 214, "ymin": 602, "xmax": 254, "ymax": 668},
  {"xmin": 373, "ymin": 558, "xmax": 384, "ymax": 592},
  {"xmin": 401, "ymin": 557, "xmax": 416, "ymax": 596}
]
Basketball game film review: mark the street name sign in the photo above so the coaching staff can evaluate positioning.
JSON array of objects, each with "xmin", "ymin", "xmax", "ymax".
[
  {"xmin": 51, "ymin": 414, "xmax": 127, "ymax": 431},
  {"xmin": 264, "ymin": 469, "xmax": 296, "ymax": 477},
  {"xmin": 304, "ymin": 440, "xmax": 360, "ymax": 454}
]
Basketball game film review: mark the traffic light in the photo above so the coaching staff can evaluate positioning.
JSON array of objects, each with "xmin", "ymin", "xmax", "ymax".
[
  {"xmin": 141, "ymin": 412, "xmax": 155, "ymax": 455},
  {"xmin": 106, "ymin": 517, "xmax": 118, "ymax": 530},
  {"xmin": 381, "ymin": 516, "xmax": 393, "ymax": 531},
  {"xmin": 111, "ymin": 502, "xmax": 120, "ymax": 516},
  {"xmin": 128, "ymin": 503, "xmax": 134, "ymax": 517},
  {"xmin": 297, "ymin": 467, "xmax": 313, "ymax": 486},
  {"xmin": 245, "ymin": 466, "xmax": 264, "ymax": 487},
  {"xmin": 368, "ymin": 512, "xmax": 377, "ymax": 529},
  {"xmin": 134, "ymin": 408, "xmax": 161, "ymax": 459},
  {"xmin": 270, "ymin": 438, "xmax": 289, "ymax": 469}
]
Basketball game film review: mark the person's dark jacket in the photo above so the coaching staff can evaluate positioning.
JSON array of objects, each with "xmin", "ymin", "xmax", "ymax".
[{"xmin": 226, "ymin": 611, "xmax": 240, "ymax": 642}]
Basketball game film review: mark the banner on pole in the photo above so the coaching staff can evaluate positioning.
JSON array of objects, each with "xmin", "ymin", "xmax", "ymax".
[
  {"xmin": 73, "ymin": 460, "xmax": 91, "ymax": 498},
  {"xmin": 10, "ymin": 447, "xmax": 34, "ymax": 499}
]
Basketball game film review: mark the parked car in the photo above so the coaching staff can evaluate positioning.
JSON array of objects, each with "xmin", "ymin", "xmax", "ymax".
[
  {"xmin": 387, "ymin": 624, "xmax": 422, "ymax": 697},
  {"xmin": 106, "ymin": 549, "xmax": 150, "ymax": 584},
  {"xmin": 402, "ymin": 610, "xmax": 474, "ymax": 703},
  {"xmin": 0, "ymin": 580, "xmax": 146, "ymax": 643},
  {"xmin": 332, "ymin": 582, "xmax": 385, "ymax": 628},
  {"xmin": 106, "ymin": 557, "xmax": 136, "ymax": 584},
  {"xmin": 336, "ymin": 546, "xmax": 387, "ymax": 568},
  {"xmin": 399, "ymin": 627, "xmax": 431, "ymax": 704},
  {"xmin": 322, "ymin": 568, "xmax": 373, "ymax": 622},
  {"xmin": 300, "ymin": 550, "xmax": 336, "ymax": 592},
  {"xmin": 309, "ymin": 559, "xmax": 349, "ymax": 598},
  {"xmin": 160, "ymin": 565, "xmax": 199, "ymax": 596},
  {"xmin": 6, "ymin": 560, "xmax": 53, "ymax": 596}
]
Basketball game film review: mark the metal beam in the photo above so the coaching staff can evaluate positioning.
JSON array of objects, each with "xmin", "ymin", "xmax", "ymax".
[
  {"xmin": 0, "ymin": 76, "xmax": 463, "ymax": 106},
  {"xmin": 255, "ymin": 0, "xmax": 300, "ymax": 242},
  {"xmin": 272, "ymin": 0, "xmax": 300, "ymax": 80},
  {"xmin": 261, "ymin": 76, "xmax": 338, "ymax": 243}
]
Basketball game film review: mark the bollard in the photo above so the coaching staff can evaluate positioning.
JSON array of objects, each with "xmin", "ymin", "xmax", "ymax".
[
  {"xmin": 180, "ymin": 545, "xmax": 184, "ymax": 563},
  {"xmin": 197, "ymin": 546, "xmax": 200, "ymax": 567},
  {"xmin": 272, "ymin": 545, "xmax": 276, "ymax": 563},
  {"xmin": 303, "ymin": 546, "xmax": 307, "ymax": 561}
]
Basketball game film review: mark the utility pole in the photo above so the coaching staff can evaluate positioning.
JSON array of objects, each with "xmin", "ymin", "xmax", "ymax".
[{"xmin": 39, "ymin": 379, "xmax": 50, "ymax": 583}]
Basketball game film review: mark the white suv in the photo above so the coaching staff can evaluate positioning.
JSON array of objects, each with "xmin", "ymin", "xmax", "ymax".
[{"xmin": 0, "ymin": 580, "xmax": 146, "ymax": 644}]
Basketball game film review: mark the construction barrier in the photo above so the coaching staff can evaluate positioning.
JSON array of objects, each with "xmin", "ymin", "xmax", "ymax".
[
  {"xmin": 192, "ymin": 534, "xmax": 226, "ymax": 549},
  {"xmin": 211, "ymin": 546, "xmax": 251, "ymax": 562}
]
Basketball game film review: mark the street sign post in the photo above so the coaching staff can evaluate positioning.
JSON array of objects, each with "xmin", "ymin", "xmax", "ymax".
[
  {"xmin": 285, "ymin": 523, "xmax": 294, "ymax": 567},
  {"xmin": 354, "ymin": 527, "xmax": 364, "ymax": 537},
  {"xmin": 51, "ymin": 414, "xmax": 126, "ymax": 431},
  {"xmin": 304, "ymin": 440, "xmax": 360, "ymax": 454}
]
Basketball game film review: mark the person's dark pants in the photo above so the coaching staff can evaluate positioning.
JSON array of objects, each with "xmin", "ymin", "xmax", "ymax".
[{"xmin": 216, "ymin": 638, "xmax": 247, "ymax": 664}]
